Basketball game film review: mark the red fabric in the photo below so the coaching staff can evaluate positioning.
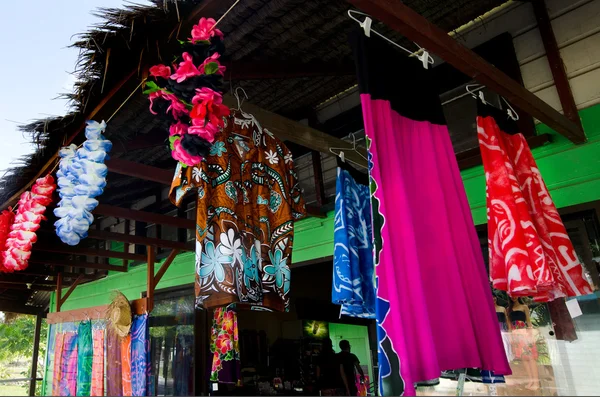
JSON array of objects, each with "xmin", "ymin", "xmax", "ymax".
[{"xmin": 478, "ymin": 116, "xmax": 593, "ymax": 301}]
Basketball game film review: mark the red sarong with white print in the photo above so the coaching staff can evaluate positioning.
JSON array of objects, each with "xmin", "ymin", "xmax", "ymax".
[{"xmin": 477, "ymin": 114, "xmax": 592, "ymax": 301}]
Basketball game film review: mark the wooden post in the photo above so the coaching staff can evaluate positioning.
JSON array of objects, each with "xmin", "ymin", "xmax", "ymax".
[
  {"xmin": 147, "ymin": 245, "xmax": 155, "ymax": 312},
  {"xmin": 311, "ymin": 151, "xmax": 326, "ymax": 207},
  {"xmin": 532, "ymin": 0, "xmax": 584, "ymax": 132},
  {"xmin": 28, "ymin": 314, "xmax": 43, "ymax": 396},
  {"xmin": 56, "ymin": 273, "xmax": 63, "ymax": 312}
]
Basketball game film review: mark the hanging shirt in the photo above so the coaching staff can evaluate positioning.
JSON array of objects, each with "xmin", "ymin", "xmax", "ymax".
[{"xmin": 170, "ymin": 111, "xmax": 306, "ymax": 312}]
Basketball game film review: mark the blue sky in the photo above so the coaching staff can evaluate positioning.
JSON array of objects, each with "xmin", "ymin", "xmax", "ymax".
[{"xmin": 0, "ymin": 0, "xmax": 151, "ymax": 176}]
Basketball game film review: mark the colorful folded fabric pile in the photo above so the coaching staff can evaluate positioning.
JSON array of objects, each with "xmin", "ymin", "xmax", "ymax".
[
  {"xmin": 145, "ymin": 17, "xmax": 229, "ymax": 167},
  {"xmin": 1, "ymin": 175, "xmax": 55, "ymax": 272},
  {"xmin": 54, "ymin": 120, "xmax": 112, "ymax": 245}
]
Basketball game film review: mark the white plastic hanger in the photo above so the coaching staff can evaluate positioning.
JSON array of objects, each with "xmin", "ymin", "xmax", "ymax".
[
  {"xmin": 231, "ymin": 86, "xmax": 252, "ymax": 140},
  {"xmin": 466, "ymin": 84, "xmax": 519, "ymax": 121},
  {"xmin": 329, "ymin": 132, "xmax": 368, "ymax": 169},
  {"xmin": 348, "ymin": 9, "xmax": 434, "ymax": 69}
]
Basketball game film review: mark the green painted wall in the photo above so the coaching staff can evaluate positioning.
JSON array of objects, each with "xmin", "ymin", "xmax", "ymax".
[{"xmin": 51, "ymin": 104, "xmax": 600, "ymax": 312}]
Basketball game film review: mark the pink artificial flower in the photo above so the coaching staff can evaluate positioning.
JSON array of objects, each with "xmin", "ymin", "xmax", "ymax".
[
  {"xmin": 170, "ymin": 53, "xmax": 201, "ymax": 83},
  {"xmin": 14, "ymin": 212, "xmax": 42, "ymax": 224},
  {"xmin": 191, "ymin": 86, "xmax": 223, "ymax": 105},
  {"xmin": 198, "ymin": 52, "xmax": 226, "ymax": 76},
  {"xmin": 149, "ymin": 64, "xmax": 172, "ymax": 79},
  {"xmin": 171, "ymin": 137, "xmax": 203, "ymax": 167},
  {"xmin": 169, "ymin": 121, "xmax": 189, "ymax": 137},
  {"xmin": 148, "ymin": 90, "xmax": 166, "ymax": 115},
  {"xmin": 190, "ymin": 17, "xmax": 224, "ymax": 43},
  {"xmin": 164, "ymin": 93, "xmax": 189, "ymax": 120},
  {"xmin": 188, "ymin": 119, "xmax": 219, "ymax": 143}
]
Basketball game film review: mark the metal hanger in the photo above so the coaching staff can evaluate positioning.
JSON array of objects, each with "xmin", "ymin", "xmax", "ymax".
[
  {"xmin": 348, "ymin": 9, "xmax": 434, "ymax": 69},
  {"xmin": 329, "ymin": 132, "xmax": 368, "ymax": 169},
  {"xmin": 466, "ymin": 84, "xmax": 519, "ymax": 121},
  {"xmin": 230, "ymin": 86, "xmax": 252, "ymax": 141}
]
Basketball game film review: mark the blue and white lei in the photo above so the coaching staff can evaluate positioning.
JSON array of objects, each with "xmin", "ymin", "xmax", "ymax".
[{"xmin": 54, "ymin": 120, "xmax": 112, "ymax": 245}]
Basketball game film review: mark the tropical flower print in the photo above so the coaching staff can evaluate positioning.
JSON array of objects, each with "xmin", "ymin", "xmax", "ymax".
[
  {"xmin": 265, "ymin": 249, "xmax": 290, "ymax": 290},
  {"xmin": 192, "ymin": 167, "xmax": 202, "ymax": 183},
  {"xmin": 284, "ymin": 153, "xmax": 293, "ymax": 164},
  {"xmin": 242, "ymin": 244, "xmax": 260, "ymax": 290},
  {"xmin": 219, "ymin": 228, "xmax": 242, "ymax": 263},
  {"xmin": 265, "ymin": 150, "xmax": 279, "ymax": 165},
  {"xmin": 210, "ymin": 307, "xmax": 240, "ymax": 383},
  {"xmin": 200, "ymin": 241, "xmax": 232, "ymax": 283},
  {"xmin": 209, "ymin": 141, "xmax": 227, "ymax": 157}
]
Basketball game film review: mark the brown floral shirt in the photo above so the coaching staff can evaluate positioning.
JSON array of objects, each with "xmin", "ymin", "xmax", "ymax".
[{"xmin": 170, "ymin": 111, "xmax": 306, "ymax": 311}]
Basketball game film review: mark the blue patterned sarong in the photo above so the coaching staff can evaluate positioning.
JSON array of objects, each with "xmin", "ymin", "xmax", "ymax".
[{"xmin": 332, "ymin": 162, "xmax": 376, "ymax": 318}]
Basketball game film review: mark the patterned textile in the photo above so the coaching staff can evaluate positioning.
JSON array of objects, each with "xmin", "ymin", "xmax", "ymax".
[
  {"xmin": 332, "ymin": 161, "xmax": 375, "ymax": 318},
  {"xmin": 77, "ymin": 321, "xmax": 93, "ymax": 396},
  {"xmin": 60, "ymin": 332, "xmax": 78, "ymax": 396},
  {"xmin": 170, "ymin": 111, "xmax": 306, "ymax": 311},
  {"xmin": 106, "ymin": 327, "xmax": 123, "ymax": 396},
  {"xmin": 210, "ymin": 306, "xmax": 240, "ymax": 383},
  {"xmin": 91, "ymin": 329, "xmax": 104, "ymax": 396},
  {"xmin": 131, "ymin": 314, "xmax": 149, "ymax": 396},
  {"xmin": 52, "ymin": 332, "xmax": 65, "ymax": 396},
  {"xmin": 477, "ymin": 107, "xmax": 593, "ymax": 301},
  {"xmin": 351, "ymin": 30, "xmax": 510, "ymax": 396},
  {"xmin": 121, "ymin": 335, "xmax": 133, "ymax": 396}
]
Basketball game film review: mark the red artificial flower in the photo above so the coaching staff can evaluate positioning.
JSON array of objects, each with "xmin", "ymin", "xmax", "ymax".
[
  {"xmin": 149, "ymin": 64, "xmax": 172, "ymax": 79},
  {"xmin": 190, "ymin": 17, "xmax": 224, "ymax": 43},
  {"xmin": 188, "ymin": 119, "xmax": 219, "ymax": 143},
  {"xmin": 190, "ymin": 87, "xmax": 230, "ymax": 129}
]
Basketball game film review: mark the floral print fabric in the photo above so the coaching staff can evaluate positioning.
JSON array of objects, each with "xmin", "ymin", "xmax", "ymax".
[
  {"xmin": 332, "ymin": 164, "xmax": 376, "ymax": 318},
  {"xmin": 76, "ymin": 321, "xmax": 93, "ymax": 396},
  {"xmin": 210, "ymin": 306, "xmax": 240, "ymax": 383},
  {"xmin": 170, "ymin": 111, "xmax": 306, "ymax": 311},
  {"xmin": 60, "ymin": 332, "xmax": 78, "ymax": 396}
]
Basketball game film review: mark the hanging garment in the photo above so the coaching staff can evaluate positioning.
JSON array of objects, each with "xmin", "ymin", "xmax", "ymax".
[
  {"xmin": 332, "ymin": 159, "xmax": 376, "ymax": 318},
  {"xmin": 60, "ymin": 332, "xmax": 78, "ymax": 396},
  {"xmin": 131, "ymin": 314, "xmax": 149, "ymax": 396},
  {"xmin": 170, "ymin": 111, "xmax": 306, "ymax": 311},
  {"xmin": 351, "ymin": 30, "xmax": 511, "ymax": 396},
  {"xmin": 107, "ymin": 327, "xmax": 123, "ymax": 396},
  {"xmin": 477, "ymin": 104, "xmax": 592, "ymax": 301},
  {"xmin": 121, "ymin": 334, "xmax": 133, "ymax": 396},
  {"xmin": 91, "ymin": 329, "xmax": 104, "ymax": 396},
  {"xmin": 174, "ymin": 333, "xmax": 194, "ymax": 396},
  {"xmin": 210, "ymin": 306, "xmax": 241, "ymax": 384},
  {"xmin": 53, "ymin": 332, "xmax": 66, "ymax": 396},
  {"xmin": 77, "ymin": 321, "xmax": 93, "ymax": 396}
]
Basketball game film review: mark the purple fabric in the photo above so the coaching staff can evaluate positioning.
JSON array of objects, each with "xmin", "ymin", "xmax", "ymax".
[
  {"xmin": 106, "ymin": 326, "xmax": 123, "ymax": 396},
  {"xmin": 131, "ymin": 314, "xmax": 149, "ymax": 396},
  {"xmin": 59, "ymin": 332, "xmax": 78, "ymax": 396},
  {"xmin": 361, "ymin": 95, "xmax": 511, "ymax": 395}
]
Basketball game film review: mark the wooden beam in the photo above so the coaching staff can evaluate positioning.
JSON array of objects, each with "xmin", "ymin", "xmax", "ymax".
[
  {"xmin": 223, "ymin": 96, "xmax": 368, "ymax": 167},
  {"xmin": 311, "ymin": 151, "xmax": 326, "ymax": 207},
  {"xmin": 0, "ymin": 282, "xmax": 55, "ymax": 292},
  {"xmin": 55, "ymin": 273, "xmax": 63, "ymax": 312},
  {"xmin": 87, "ymin": 229, "xmax": 195, "ymax": 251},
  {"xmin": 35, "ymin": 245, "xmax": 146, "ymax": 262},
  {"xmin": 153, "ymin": 249, "xmax": 180, "ymax": 289},
  {"xmin": 0, "ymin": 301, "xmax": 45, "ymax": 316},
  {"xmin": 29, "ymin": 314, "xmax": 43, "ymax": 396},
  {"xmin": 532, "ymin": 0, "xmax": 584, "ymax": 132},
  {"xmin": 106, "ymin": 158, "xmax": 172, "ymax": 185},
  {"xmin": 94, "ymin": 204, "xmax": 196, "ymax": 230},
  {"xmin": 59, "ymin": 274, "xmax": 85, "ymax": 310},
  {"xmin": 346, "ymin": 0, "xmax": 586, "ymax": 143},
  {"xmin": 225, "ymin": 60, "xmax": 355, "ymax": 80},
  {"xmin": 146, "ymin": 245, "xmax": 156, "ymax": 312},
  {"xmin": 47, "ymin": 299, "xmax": 148, "ymax": 324},
  {"xmin": 30, "ymin": 258, "xmax": 128, "ymax": 273}
]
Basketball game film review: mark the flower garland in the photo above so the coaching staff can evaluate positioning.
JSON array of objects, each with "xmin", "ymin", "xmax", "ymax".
[
  {"xmin": 54, "ymin": 121, "xmax": 112, "ymax": 245},
  {"xmin": 144, "ymin": 17, "xmax": 229, "ymax": 167},
  {"xmin": 0, "ymin": 209, "xmax": 15, "ymax": 272},
  {"xmin": 2, "ymin": 175, "xmax": 55, "ymax": 273}
]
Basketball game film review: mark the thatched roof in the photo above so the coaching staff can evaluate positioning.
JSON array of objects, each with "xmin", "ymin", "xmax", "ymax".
[{"xmin": 1, "ymin": 0, "xmax": 505, "ymax": 206}]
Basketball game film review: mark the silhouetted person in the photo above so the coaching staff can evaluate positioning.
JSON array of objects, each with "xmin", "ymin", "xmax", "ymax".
[
  {"xmin": 337, "ymin": 340, "xmax": 364, "ymax": 396},
  {"xmin": 316, "ymin": 338, "xmax": 345, "ymax": 395}
]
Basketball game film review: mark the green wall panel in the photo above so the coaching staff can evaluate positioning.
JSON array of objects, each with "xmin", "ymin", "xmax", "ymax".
[{"xmin": 52, "ymin": 104, "xmax": 600, "ymax": 312}]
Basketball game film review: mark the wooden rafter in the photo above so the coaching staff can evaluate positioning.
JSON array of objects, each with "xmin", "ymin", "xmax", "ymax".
[
  {"xmin": 94, "ymin": 204, "xmax": 196, "ymax": 230},
  {"xmin": 0, "ymin": 282, "xmax": 55, "ymax": 292},
  {"xmin": 35, "ymin": 245, "xmax": 146, "ymax": 262},
  {"xmin": 146, "ymin": 248, "xmax": 180, "ymax": 313},
  {"xmin": 225, "ymin": 60, "xmax": 355, "ymax": 80},
  {"xmin": 0, "ymin": 301, "xmax": 46, "ymax": 316},
  {"xmin": 87, "ymin": 229, "xmax": 195, "ymax": 251},
  {"xmin": 106, "ymin": 158, "xmax": 172, "ymax": 185},
  {"xmin": 56, "ymin": 273, "xmax": 85, "ymax": 312},
  {"xmin": 30, "ymin": 258, "xmax": 128, "ymax": 272},
  {"xmin": 346, "ymin": 0, "xmax": 586, "ymax": 143}
]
